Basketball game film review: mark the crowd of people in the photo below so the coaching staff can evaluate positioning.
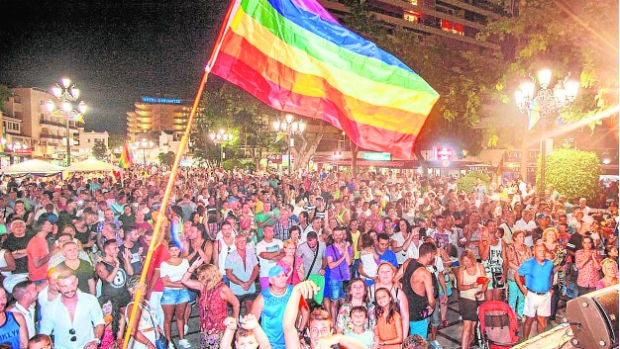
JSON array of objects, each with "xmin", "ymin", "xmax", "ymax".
[{"xmin": 0, "ymin": 166, "xmax": 617, "ymax": 349}]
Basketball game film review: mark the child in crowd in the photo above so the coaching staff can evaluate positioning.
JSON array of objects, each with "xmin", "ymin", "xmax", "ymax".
[
  {"xmin": 343, "ymin": 306, "xmax": 374, "ymax": 348},
  {"xmin": 220, "ymin": 314, "xmax": 271, "ymax": 349},
  {"xmin": 374, "ymin": 287, "xmax": 403, "ymax": 349}
]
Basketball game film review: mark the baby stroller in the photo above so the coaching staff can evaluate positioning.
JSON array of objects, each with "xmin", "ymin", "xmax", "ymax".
[{"xmin": 474, "ymin": 300, "xmax": 520, "ymax": 349}]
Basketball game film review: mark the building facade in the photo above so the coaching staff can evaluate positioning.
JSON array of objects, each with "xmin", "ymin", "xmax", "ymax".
[
  {"xmin": 318, "ymin": 0, "xmax": 503, "ymax": 50},
  {"xmin": 4, "ymin": 87, "xmax": 84, "ymax": 162},
  {"xmin": 126, "ymin": 96, "xmax": 190, "ymax": 142}
]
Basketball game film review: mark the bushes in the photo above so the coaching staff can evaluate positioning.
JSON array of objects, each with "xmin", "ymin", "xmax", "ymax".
[
  {"xmin": 542, "ymin": 149, "xmax": 601, "ymax": 202},
  {"xmin": 457, "ymin": 171, "xmax": 491, "ymax": 193}
]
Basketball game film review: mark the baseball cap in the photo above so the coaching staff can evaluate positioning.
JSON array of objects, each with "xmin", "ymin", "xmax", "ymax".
[{"xmin": 268, "ymin": 265, "xmax": 286, "ymax": 278}]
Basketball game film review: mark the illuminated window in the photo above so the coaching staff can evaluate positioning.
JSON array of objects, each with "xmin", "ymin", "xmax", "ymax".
[
  {"xmin": 440, "ymin": 19, "xmax": 465, "ymax": 36},
  {"xmin": 403, "ymin": 10, "xmax": 421, "ymax": 23}
]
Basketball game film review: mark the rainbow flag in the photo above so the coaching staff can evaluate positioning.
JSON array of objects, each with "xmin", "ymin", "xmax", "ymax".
[
  {"xmin": 119, "ymin": 142, "xmax": 133, "ymax": 169},
  {"xmin": 527, "ymin": 100, "xmax": 541, "ymax": 130},
  {"xmin": 208, "ymin": 0, "xmax": 439, "ymax": 159}
]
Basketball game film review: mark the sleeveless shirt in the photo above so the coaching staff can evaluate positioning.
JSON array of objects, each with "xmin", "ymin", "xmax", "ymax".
[
  {"xmin": 402, "ymin": 259, "xmax": 431, "ymax": 321},
  {"xmin": 0, "ymin": 312, "xmax": 20, "ymax": 349}
]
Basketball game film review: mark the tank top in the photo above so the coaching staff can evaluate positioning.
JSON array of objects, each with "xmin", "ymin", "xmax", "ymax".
[
  {"xmin": 261, "ymin": 285, "xmax": 293, "ymax": 349},
  {"xmin": 99, "ymin": 262, "xmax": 130, "ymax": 299},
  {"xmin": 402, "ymin": 259, "xmax": 430, "ymax": 321},
  {"xmin": 200, "ymin": 281, "xmax": 227, "ymax": 335},
  {"xmin": 0, "ymin": 312, "xmax": 20, "ymax": 349},
  {"xmin": 460, "ymin": 265, "xmax": 484, "ymax": 300},
  {"xmin": 483, "ymin": 239, "xmax": 504, "ymax": 276}
]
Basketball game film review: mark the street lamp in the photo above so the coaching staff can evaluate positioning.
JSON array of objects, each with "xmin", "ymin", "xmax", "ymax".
[
  {"xmin": 133, "ymin": 139, "xmax": 154, "ymax": 164},
  {"xmin": 514, "ymin": 69, "xmax": 578, "ymax": 195},
  {"xmin": 209, "ymin": 129, "xmax": 233, "ymax": 165},
  {"xmin": 273, "ymin": 114, "xmax": 306, "ymax": 175},
  {"xmin": 46, "ymin": 78, "xmax": 87, "ymax": 166}
]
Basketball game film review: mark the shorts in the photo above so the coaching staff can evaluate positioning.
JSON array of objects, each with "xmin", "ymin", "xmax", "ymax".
[
  {"xmin": 458, "ymin": 298, "xmax": 478, "ymax": 321},
  {"xmin": 237, "ymin": 293, "xmax": 256, "ymax": 304},
  {"xmin": 523, "ymin": 290, "xmax": 551, "ymax": 318},
  {"xmin": 188, "ymin": 290, "xmax": 197, "ymax": 304},
  {"xmin": 327, "ymin": 279, "xmax": 346, "ymax": 301},
  {"xmin": 161, "ymin": 288, "xmax": 190, "ymax": 305},
  {"xmin": 409, "ymin": 318, "xmax": 428, "ymax": 337}
]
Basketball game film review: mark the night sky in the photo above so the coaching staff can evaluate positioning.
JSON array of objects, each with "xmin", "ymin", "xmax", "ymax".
[{"xmin": 0, "ymin": 0, "xmax": 227, "ymax": 134}]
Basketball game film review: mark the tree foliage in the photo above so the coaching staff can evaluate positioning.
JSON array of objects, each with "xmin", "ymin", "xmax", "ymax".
[
  {"xmin": 457, "ymin": 171, "xmax": 491, "ymax": 193},
  {"xmin": 0, "ymin": 85, "xmax": 11, "ymax": 114},
  {"xmin": 158, "ymin": 151, "xmax": 175, "ymax": 166},
  {"xmin": 91, "ymin": 140, "xmax": 108, "ymax": 161},
  {"xmin": 542, "ymin": 148, "xmax": 601, "ymax": 201},
  {"xmin": 482, "ymin": 0, "xmax": 619, "ymax": 138}
]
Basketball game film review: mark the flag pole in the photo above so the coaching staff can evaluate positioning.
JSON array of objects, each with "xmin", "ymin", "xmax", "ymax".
[{"xmin": 122, "ymin": 0, "xmax": 239, "ymax": 347}]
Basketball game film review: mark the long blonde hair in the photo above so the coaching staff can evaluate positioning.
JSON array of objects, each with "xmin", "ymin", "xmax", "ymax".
[{"xmin": 196, "ymin": 263, "xmax": 222, "ymax": 291}]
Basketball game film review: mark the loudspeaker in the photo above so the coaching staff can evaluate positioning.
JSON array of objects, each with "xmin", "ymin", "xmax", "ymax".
[{"xmin": 566, "ymin": 285, "xmax": 619, "ymax": 349}]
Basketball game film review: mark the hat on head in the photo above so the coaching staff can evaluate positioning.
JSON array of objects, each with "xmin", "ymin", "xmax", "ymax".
[
  {"xmin": 268, "ymin": 265, "xmax": 286, "ymax": 278},
  {"xmin": 535, "ymin": 213, "xmax": 547, "ymax": 220}
]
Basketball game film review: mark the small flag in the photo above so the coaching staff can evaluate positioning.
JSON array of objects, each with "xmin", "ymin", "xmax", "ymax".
[
  {"xmin": 527, "ymin": 100, "xmax": 541, "ymax": 130},
  {"xmin": 119, "ymin": 142, "xmax": 133, "ymax": 169},
  {"xmin": 274, "ymin": 131, "xmax": 285, "ymax": 143}
]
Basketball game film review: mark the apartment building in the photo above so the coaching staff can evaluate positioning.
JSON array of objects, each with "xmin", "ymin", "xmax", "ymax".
[
  {"xmin": 126, "ymin": 96, "xmax": 190, "ymax": 142},
  {"xmin": 318, "ymin": 0, "xmax": 503, "ymax": 50},
  {"xmin": 4, "ymin": 87, "xmax": 83, "ymax": 161}
]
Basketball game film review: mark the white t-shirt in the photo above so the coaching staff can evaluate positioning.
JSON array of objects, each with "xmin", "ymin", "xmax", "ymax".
[
  {"xmin": 160, "ymin": 259, "xmax": 190, "ymax": 284},
  {"xmin": 391, "ymin": 232, "xmax": 408, "ymax": 265},
  {"xmin": 256, "ymin": 238, "xmax": 283, "ymax": 277}
]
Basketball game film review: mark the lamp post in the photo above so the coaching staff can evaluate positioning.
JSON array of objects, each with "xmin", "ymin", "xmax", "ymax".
[
  {"xmin": 209, "ymin": 129, "xmax": 233, "ymax": 165},
  {"xmin": 133, "ymin": 139, "xmax": 154, "ymax": 164},
  {"xmin": 46, "ymin": 78, "xmax": 87, "ymax": 166},
  {"xmin": 514, "ymin": 69, "xmax": 578, "ymax": 196},
  {"xmin": 273, "ymin": 114, "xmax": 306, "ymax": 175}
]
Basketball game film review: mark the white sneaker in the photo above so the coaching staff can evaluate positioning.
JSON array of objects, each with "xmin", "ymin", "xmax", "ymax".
[
  {"xmin": 168, "ymin": 342, "xmax": 175, "ymax": 349},
  {"xmin": 184, "ymin": 324, "xmax": 189, "ymax": 335},
  {"xmin": 178, "ymin": 339, "xmax": 191, "ymax": 348},
  {"xmin": 431, "ymin": 340, "xmax": 443, "ymax": 349}
]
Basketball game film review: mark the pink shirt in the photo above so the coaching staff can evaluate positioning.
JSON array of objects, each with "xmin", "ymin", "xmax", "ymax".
[{"xmin": 576, "ymin": 249, "xmax": 602, "ymax": 288}]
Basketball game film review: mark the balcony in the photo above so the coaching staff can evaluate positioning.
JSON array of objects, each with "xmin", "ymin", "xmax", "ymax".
[
  {"xmin": 39, "ymin": 117, "xmax": 66, "ymax": 128},
  {"xmin": 40, "ymin": 132, "xmax": 66, "ymax": 140}
]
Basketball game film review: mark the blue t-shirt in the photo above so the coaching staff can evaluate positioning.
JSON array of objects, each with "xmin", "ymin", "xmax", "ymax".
[
  {"xmin": 378, "ymin": 249, "xmax": 398, "ymax": 268},
  {"xmin": 517, "ymin": 257, "xmax": 554, "ymax": 293},
  {"xmin": 261, "ymin": 285, "xmax": 293, "ymax": 349}
]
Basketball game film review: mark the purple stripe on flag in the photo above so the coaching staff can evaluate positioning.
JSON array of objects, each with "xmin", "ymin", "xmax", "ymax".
[{"xmin": 290, "ymin": 0, "xmax": 339, "ymax": 24}]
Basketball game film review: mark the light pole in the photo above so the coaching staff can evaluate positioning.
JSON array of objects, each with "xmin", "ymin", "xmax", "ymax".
[
  {"xmin": 46, "ymin": 78, "xmax": 87, "ymax": 166},
  {"xmin": 514, "ymin": 69, "xmax": 578, "ymax": 196},
  {"xmin": 133, "ymin": 139, "xmax": 154, "ymax": 164},
  {"xmin": 209, "ymin": 129, "xmax": 233, "ymax": 165},
  {"xmin": 273, "ymin": 114, "xmax": 306, "ymax": 175}
]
